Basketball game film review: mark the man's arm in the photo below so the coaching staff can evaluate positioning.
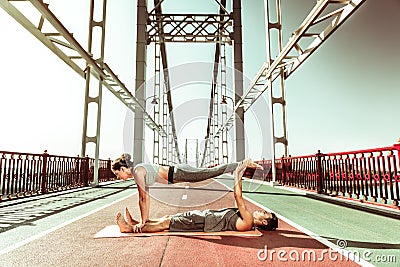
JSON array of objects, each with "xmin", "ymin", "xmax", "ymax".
[{"xmin": 233, "ymin": 160, "xmax": 254, "ymax": 231}]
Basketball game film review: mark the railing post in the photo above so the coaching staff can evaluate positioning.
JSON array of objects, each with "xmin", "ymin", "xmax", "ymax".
[
  {"xmin": 262, "ymin": 158, "xmax": 265, "ymax": 181},
  {"xmin": 74, "ymin": 155, "xmax": 79, "ymax": 186},
  {"xmin": 281, "ymin": 155, "xmax": 286, "ymax": 185},
  {"xmin": 107, "ymin": 158, "xmax": 115, "ymax": 180},
  {"xmin": 41, "ymin": 150, "xmax": 48, "ymax": 194},
  {"xmin": 394, "ymin": 141, "xmax": 400, "ymax": 155},
  {"xmin": 316, "ymin": 150, "xmax": 324, "ymax": 194},
  {"xmin": 394, "ymin": 141, "xmax": 400, "ymax": 206},
  {"xmin": 83, "ymin": 155, "xmax": 89, "ymax": 187}
]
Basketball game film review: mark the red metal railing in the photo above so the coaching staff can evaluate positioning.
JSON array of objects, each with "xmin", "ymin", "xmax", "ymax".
[
  {"xmin": 248, "ymin": 144, "xmax": 400, "ymax": 206},
  {"xmin": 0, "ymin": 150, "xmax": 116, "ymax": 201}
]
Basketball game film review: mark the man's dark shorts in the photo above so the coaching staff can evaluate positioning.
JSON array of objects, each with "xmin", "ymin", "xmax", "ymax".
[{"xmin": 169, "ymin": 210, "xmax": 205, "ymax": 231}]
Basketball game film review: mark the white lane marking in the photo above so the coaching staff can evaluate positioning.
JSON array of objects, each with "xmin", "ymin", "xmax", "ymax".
[
  {"xmin": 182, "ymin": 194, "xmax": 188, "ymax": 200},
  {"xmin": 214, "ymin": 178, "xmax": 373, "ymax": 267},
  {"xmin": 0, "ymin": 191, "xmax": 137, "ymax": 256}
]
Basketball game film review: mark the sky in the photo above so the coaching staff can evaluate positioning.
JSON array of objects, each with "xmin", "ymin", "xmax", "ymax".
[{"xmin": 0, "ymin": 0, "xmax": 399, "ymax": 163}]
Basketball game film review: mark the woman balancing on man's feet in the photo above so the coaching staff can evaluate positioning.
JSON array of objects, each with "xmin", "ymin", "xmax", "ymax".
[
  {"xmin": 115, "ymin": 160, "xmax": 278, "ymax": 233},
  {"xmin": 111, "ymin": 154, "xmax": 263, "ymax": 232}
]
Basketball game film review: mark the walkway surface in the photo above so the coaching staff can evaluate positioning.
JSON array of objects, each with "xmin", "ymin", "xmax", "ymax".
[{"xmin": 0, "ymin": 176, "xmax": 398, "ymax": 267}]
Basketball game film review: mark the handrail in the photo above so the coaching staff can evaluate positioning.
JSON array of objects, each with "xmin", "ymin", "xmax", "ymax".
[
  {"xmin": 0, "ymin": 150, "xmax": 116, "ymax": 201},
  {"xmin": 247, "ymin": 144, "xmax": 400, "ymax": 207}
]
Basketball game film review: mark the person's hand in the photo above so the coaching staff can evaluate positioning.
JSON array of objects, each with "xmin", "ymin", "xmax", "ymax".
[
  {"xmin": 246, "ymin": 159, "xmax": 263, "ymax": 170},
  {"xmin": 133, "ymin": 222, "xmax": 145, "ymax": 233},
  {"xmin": 234, "ymin": 160, "xmax": 248, "ymax": 176}
]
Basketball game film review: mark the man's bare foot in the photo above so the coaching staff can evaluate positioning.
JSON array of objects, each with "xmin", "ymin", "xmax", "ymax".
[
  {"xmin": 125, "ymin": 207, "xmax": 138, "ymax": 226},
  {"xmin": 116, "ymin": 212, "xmax": 134, "ymax": 233},
  {"xmin": 245, "ymin": 159, "xmax": 263, "ymax": 170}
]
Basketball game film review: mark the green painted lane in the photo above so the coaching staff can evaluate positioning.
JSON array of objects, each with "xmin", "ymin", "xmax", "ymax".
[
  {"xmin": 0, "ymin": 179, "xmax": 137, "ymax": 254},
  {"xmin": 217, "ymin": 178, "xmax": 399, "ymax": 267}
]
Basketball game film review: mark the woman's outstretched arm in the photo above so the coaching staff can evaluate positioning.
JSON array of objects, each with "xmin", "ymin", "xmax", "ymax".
[{"xmin": 133, "ymin": 167, "xmax": 150, "ymax": 232}]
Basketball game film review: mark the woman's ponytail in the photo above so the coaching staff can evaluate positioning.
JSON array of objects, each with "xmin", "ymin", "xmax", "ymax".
[
  {"xmin": 121, "ymin": 153, "xmax": 134, "ymax": 168},
  {"xmin": 111, "ymin": 153, "xmax": 134, "ymax": 170}
]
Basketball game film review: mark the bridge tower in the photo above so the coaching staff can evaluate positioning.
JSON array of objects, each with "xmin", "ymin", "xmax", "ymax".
[{"xmin": 135, "ymin": 0, "xmax": 246, "ymax": 165}]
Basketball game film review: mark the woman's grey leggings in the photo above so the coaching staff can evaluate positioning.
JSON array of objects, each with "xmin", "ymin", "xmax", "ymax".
[{"xmin": 173, "ymin": 163, "xmax": 238, "ymax": 183}]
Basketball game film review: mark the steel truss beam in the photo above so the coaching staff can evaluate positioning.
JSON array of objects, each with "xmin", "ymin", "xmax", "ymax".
[
  {"xmin": 219, "ymin": 42, "xmax": 228, "ymax": 164},
  {"xmin": 200, "ymin": 0, "xmax": 226, "ymax": 167},
  {"xmin": 153, "ymin": 0, "xmax": 181, "ymax": 163},
  {"xmin": 152, "ymin": 42, "xmax": 162, "ymax": 164},
  {"xmin": 0, "ymin": 0, "xmax": 166, "ymax": 137},
  {"xmin": 81, "ymin": 0, "xmax": 107, "ymax": 186},
  {"xmin": 147, "ymin": 13, "xmax": 233, "ymax": 43},
  {"xmin": 215, "ymin": 0, "xmax": 366, "ymax": 136},
  {"xmin": 146, "ymin": 0, "xmax": 242, "ymax": 165}
]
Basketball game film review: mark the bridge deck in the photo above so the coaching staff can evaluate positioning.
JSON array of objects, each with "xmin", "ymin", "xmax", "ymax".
[{"xmin": 0, "ymin": 176, "xmax": 398, "ymax": 266}]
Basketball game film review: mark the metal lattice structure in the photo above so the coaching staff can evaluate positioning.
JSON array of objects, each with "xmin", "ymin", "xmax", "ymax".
[
  {"xmin": 0, "ymin": 0, "xmax": 167, "ymax": 184},
  {"xmin": 147, "ymin": 13, "xmax": 233, "ymax": 43},
  {"xmin": 214, "ymin": 0, "xmax": 366, "ymax": 173},
  {"xmin": 142, "ymin": 0, "xmax": 245, "ymax": 166},
  {"xmin": 0, "ymin": 0, "xmax": 164, "ymax": 135}
]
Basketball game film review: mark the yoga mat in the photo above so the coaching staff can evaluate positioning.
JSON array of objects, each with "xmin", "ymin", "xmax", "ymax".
[{"xmin": 94, "ymin": 225, "xmax": 262, "ymax": 238}]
